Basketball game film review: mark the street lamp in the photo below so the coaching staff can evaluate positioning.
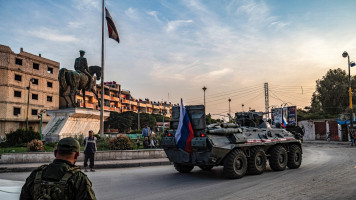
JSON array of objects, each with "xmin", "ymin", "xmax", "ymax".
[
  {"xmin": 38, "ymin": 110, "xmax": 46, "ymax": 140},
  {"xmin": 342, "ymin": 51, "xmax": 355, "ymax": 135},
  {"xmin": 159, "ymin": 109, "xmax": 167, "ymax": 134},
  {"xmin": 26, "ymin": 78, "xmax": 35, "ymax": 130},
  {"xmin": 202, "ymin": 86, "xmax": 207, "ymax": 109}
]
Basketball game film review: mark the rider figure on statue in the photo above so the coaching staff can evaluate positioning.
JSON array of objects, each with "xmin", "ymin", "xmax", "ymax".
[{"xmin": 74, "ymin": 50, "xmax": 92, "ymax": 89}]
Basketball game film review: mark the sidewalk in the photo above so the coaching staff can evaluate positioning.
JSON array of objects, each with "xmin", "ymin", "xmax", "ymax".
[
  {"xmin": 0, "ymin": 158, "xmax": 171, "ymax": 173},
  {"xmin": 303, "ymin": 140, "xmax": 351, "ymax": 146}
]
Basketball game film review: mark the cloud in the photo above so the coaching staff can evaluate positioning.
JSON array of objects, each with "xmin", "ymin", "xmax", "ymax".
[
  {"xmin": 147, "ymin": 11, "xmax": 161, "ymax": 22},
  {"xmin": 166, "ymin": 20, "xmax": 193, "ymax": 32},
  {"xmin": 73, "ymin": 0, "xmax": 100, "ymax": 11},
  {"xmin": 28, "ymin": 27, "xmax": 77, "ymax": 42},
  {"xmin": 125, "ymin": 8, "xmax": 139, "ymax": 19},
  {"xmin": 68, "ymin": 21, "xmax": 84, "ymax": 28}
]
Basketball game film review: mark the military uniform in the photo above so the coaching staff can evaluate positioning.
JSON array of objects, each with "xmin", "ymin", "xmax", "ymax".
[{"xmin": 20, "ymin": 138, "xmax": 96, "ymax": 200}]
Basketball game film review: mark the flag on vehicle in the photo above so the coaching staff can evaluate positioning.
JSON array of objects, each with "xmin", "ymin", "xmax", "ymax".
[
  {"xmin": 105, "ymin": 7, "xmax": 120, "ymax": 43},
  {"xmin": 175, "ymin": 99, "xmax": 194, "ymax": 153}
]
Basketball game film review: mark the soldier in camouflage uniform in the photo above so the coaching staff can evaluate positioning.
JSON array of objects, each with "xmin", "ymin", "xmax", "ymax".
[{"xmin": 20, "ymin": 137, "xmax": 96, "ymax": 200}]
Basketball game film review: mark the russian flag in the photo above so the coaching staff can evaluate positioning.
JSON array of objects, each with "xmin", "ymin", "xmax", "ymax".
[{"xmin": 175, "ymin": 99, "xmax": 194, "ymax": 153}]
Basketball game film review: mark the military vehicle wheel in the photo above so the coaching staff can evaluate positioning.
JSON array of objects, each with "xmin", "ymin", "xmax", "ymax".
[
  {"xmin": 269, "ymin": 145, "xmax": 288, "ymax": 171},
  {"xmin": 199, "ymin": 166, "xmax": 213, "ymax": 171},
  {"xmin": 247, "ymin": 147, "xmax": 267, "ymax": 175},
  {"xmin": 287, "ymin": 144, "xmax": 302, "ymax": 169},
  {"xmin": 174, "ymin": 163, "xmax": 194, "ymax": 173},
  {"xmin": 223, "ymin": 149, "xmax": 247, "ymax": 179}
]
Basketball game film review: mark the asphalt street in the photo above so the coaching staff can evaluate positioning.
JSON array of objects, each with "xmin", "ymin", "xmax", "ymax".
[{"xmin": 1, "ymin": 143, "xmax": 356, "ymax": 200}]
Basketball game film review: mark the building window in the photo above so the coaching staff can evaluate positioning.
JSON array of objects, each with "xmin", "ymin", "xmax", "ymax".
[
  {"xmin": 15, "ymin": 58, "xmax": 22, "ymax": 65},
  {"xmin": 15, "ymin": 74, "xmax": 22, "ymax": 81},
  {"xmin": 47, "ymin": 67, "xmax": 53, "ymax": 74},
  {"xmin": 32, "ymin": 78, "xmax": 39, "ymax": 85},
  {"xmin": 47, "ymin": 81, "xmax": 53, "ymax": 88},
  {"xmin": 31, "ymin": 109, "xmax": 38, "ymax": 116},
  {"xmin": 32, "ymin": 93, "xmax": 38, "ymax": 100},
  {"xmin": 13, "ymin": 107, "xmax": 21, "ymax": 115},
  {"xmin": 47, "ymin": 96, "xmax": 53, "ymax": 102},
  {"xmin": 14, "ymin": 91, "xmax": 21, "ymax": 97},
  {"xmin": 33, "ymin": 63, "xmax": 39, "ymax": 70}
]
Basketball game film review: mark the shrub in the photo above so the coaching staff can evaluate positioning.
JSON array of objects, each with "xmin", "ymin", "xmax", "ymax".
[
  {"xmin": 97, "ymin": 136, "xmax": 110, "ymax": 151},
  {"xmin": 108, "ymin": 135, "xmax": 133, "ymax": 150},
  {"xmin": 73, "ymin": 135, "xmax": 85, "ymax": 146},
  {"xmin": 6, "ymin": 129, "xmax": 40, "ymax": 146},
  {"xmin": 27, "ymin": 139, "xmax": 44, "ymax": 152}
]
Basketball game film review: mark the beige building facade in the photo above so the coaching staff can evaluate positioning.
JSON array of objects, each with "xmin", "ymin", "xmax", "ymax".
[{"xmin": 0, "ymin": 45, "xmax": 59, "ymax": 137}]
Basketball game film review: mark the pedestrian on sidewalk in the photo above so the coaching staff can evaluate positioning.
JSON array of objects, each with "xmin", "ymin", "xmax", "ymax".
[
  {"xmin": 143, "ymin": 137, "xmax": 150, "ymax": 149},
  {"xmin": 84, "ymin": 130, "xmax": 97, "ymax": 172},
  {"xmin": 142, "ymin": 124, "xmax": 152, "ymax": 141},
  {"xmin": 136, "ymin": 136, "xmax": 141, "ymax": 149},
  {"xmin": 20, "ymin": 137, "xmax": 96, "ymax": 200}
]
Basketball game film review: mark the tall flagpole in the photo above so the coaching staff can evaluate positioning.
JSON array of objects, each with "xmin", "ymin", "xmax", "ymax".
[{"xmin": 100, "ymin": 0, "xmax": 105, "ymax": 137}]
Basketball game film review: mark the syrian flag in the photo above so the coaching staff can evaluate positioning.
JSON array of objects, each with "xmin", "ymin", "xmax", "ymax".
[
  {"xmin": 105, "ymin": 7, "xmax": 120, "ymax": 43},
  {"xmin": 175, "ymin": 99, "xmax": 194, "ymax": 153}
]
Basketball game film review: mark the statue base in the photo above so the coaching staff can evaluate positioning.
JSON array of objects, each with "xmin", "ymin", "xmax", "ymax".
[{"xmin": 43, "ymin": 108, "xmax": 110, "ymax": 143}]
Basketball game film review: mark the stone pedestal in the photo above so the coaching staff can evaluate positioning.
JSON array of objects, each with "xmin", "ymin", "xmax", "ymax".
[{"xmin": 43, "ymin": 108, "xmax": 110, "ymax": 143}]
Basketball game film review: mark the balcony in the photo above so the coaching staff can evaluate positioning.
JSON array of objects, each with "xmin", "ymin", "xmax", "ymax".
[
  {"xmin": 138, "ymin": 103, "xmax": 146, "ymax": 107},
  {"xmin": 104, "ymin": 106, "xmax": 110, "ymax": 111},
  {"xmin": 111, "ymin": 96, "xmax": 120, "ymax": 101},
  {"xmin": 130, "ymin": 101, "xmax": 137, "ymax": 106},
  {"xmin": 80, "ymin": 103, "xmax": 95, "ymax": 109},
  {"xmin": 122, "ymin": 99, "xmax": 130, "ymax": 104},
  {"xmin": 86, "ymin": 91, "xmax": 94, "ymax": 96},
  {"xmin": 98, "ymin": 94, "xmax": 111, "ymax": 100},
  {"xmin": 146, "ymin": 104, "xmax": 152, "ymax": 108}
]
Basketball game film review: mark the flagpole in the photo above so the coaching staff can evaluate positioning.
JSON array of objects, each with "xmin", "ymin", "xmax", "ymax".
[{"xmin": 100, "ymin": 0, "xmax": 105, "ymax": 137}]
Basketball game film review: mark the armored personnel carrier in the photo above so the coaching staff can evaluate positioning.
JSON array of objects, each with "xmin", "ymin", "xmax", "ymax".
[{"xmin": 161, "ymin": 105, "xmax": 302, "ymax": 179}]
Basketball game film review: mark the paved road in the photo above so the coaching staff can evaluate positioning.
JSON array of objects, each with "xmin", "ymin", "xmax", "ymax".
[{"xmin": 1, "ymin": 143, "xmax": 356, "ymax": 200}]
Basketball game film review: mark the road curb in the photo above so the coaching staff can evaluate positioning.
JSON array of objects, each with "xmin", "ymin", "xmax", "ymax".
[
  {"xmin": 0, "ymin": 160, "xmax": 172, "ymax": 173},
  {"xmin": 303, "ymin": 141, "xmax": 351, "ymax": 146}
]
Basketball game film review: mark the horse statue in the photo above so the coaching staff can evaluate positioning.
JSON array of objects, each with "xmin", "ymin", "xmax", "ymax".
[{"xmin": 58, "ymin": 65, "xmax": 102, "ymax": 108}]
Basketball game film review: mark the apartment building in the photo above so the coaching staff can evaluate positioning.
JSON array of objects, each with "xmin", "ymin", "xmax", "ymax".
[
  {"xmin": 0, "ymin": 45, "xmax": 59, "ymax": 137},
  {"xmin": 76, "ymin": 81, "xmax": 172, "ymax": 118}
]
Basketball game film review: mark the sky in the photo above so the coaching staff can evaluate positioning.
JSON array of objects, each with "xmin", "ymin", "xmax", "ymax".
[{"xmin": 1, "ymin": 0, "xmax": 356, "ymax": 119}]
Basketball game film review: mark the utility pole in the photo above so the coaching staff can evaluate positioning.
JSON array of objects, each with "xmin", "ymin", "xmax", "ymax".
[
  {"xmin": 228, "ymin": 98, "xmax": 231, "ymax": 122},
  {"xmin": 202, "ymin": 86, "xmax": 207, "ymax": 109},
  {"xmin": 138, "ymin": 111, "xmax": 140, "ymax": 130},
  {"xmin": 264, "ymin": 82, "xmax": 269, "ymax": 120}
]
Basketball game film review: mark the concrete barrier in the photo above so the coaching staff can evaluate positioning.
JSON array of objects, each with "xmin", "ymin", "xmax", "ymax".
[{"xmin": 0, "ymin": 149, "xmax": 167, "ymax": 164}]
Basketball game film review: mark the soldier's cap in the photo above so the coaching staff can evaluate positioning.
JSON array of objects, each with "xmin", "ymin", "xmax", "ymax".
[
  {"xmin": 57, "ymin": 137, "xmax": 80, "ymax": 152},
  {"xmin": 79, "ymin": 50, "xmax": 85, "ymax": 53}
]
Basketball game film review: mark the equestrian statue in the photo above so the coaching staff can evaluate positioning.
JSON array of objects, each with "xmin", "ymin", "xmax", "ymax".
[{"xmin": 59, "ymin": 50, "xmax": 101, "ymax": 108}]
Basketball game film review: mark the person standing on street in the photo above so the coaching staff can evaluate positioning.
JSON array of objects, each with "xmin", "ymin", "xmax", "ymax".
[
  {"xmin": 350, "ymin": 132, "xmax": 355, "ymax": 146},
  {"xmin": 20, "ymin": 137, "xmax": 96, "ymax": 200},
  {"xmin": 142, "ymin": 124, "xmax": 151, "ymax": 141},
  {"xmin": 84, "ymin": 130, "xmax": 97, "ymax": 172}
]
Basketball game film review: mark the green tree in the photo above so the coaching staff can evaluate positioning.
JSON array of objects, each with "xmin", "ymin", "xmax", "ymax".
[
  {"xmin": 152, "ymin": 114, "xmax": 170, "ymax": 122},
  {"xmin": 134, "ymin": 113, "xmax": 156, "ymax": 129},
  {"xmin": 312, "ymin": 68, "xmax": 349, "ymax": 115},
  {"xmin": 206, "ymin": 113, "xmax": 223, "ymax": 125},
  {"xmin": 105, "ymin": 111, "xmax": 136, "ymax": 132}
]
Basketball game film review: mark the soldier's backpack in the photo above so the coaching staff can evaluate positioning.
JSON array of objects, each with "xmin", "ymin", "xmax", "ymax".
[{"xmin": 33, "ymin": 165, "xmax": 81, "ymax": 200}]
